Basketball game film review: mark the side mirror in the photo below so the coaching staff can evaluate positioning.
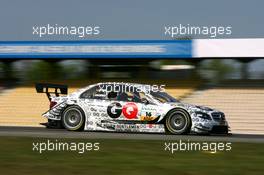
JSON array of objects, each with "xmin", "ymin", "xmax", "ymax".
[{"xmin": 142, "ymin": 98, "xmax": 149, "ymax": 105}]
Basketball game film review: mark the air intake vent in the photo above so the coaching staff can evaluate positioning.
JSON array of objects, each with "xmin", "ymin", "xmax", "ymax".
[{"xmin": 211, "ymin": 112, "xmax": 225, "ymax": 121}]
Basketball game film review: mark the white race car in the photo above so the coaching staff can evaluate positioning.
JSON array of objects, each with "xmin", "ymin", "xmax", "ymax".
[{"xmin": 36, "ymin": 82, "xmax": 230, "ymax": 135}]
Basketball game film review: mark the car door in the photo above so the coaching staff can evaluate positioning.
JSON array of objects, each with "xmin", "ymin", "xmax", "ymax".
[
  {"xmin": 136, "ymin": 92, "xmax": 160, "ymax": 123},
  {"xmin": 106, "ymin": 89, "xmax": 159, "ymax": 123},
  {"xmin": 78, "ymin": 84, "xmax": 113, "ymax": 130}
]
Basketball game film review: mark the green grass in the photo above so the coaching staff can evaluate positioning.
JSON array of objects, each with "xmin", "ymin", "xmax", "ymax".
[{"xmin": 0, "ymin": 136, "xmax": 263, "ymax": 175}]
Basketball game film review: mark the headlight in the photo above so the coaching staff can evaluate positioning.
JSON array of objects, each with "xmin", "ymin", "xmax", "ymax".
[{"xmin": 196, "ymin": 112, "xmax": 211, "ymax": 120}]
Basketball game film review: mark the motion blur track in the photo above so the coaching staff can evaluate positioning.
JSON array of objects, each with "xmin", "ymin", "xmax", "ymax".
[{"xmin": 0, "ymin": 126, "xmax": 263, "ymax": 143}]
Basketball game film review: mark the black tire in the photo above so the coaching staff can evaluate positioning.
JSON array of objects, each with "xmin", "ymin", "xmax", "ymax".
[
  {"xmin": 62, "ymin": 105, "xmax": 85, "ymax": 131},
  {"xmin": 165, "ymin": 108, "xmax": 191, "ymax": 135}
]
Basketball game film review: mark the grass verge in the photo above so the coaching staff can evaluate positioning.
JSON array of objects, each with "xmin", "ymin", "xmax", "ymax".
[{"xmin": 0, "ymin": 136, "xmax": 263, "ymax": 175}]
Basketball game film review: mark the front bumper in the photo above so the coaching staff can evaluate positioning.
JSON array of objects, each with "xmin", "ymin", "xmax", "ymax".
[
  {"xmin": 211, "ymin": 125, "xmax": 229, "ymax": 134},
  {"xmin": 192, "ymin": 121, "xmax": 230, "ymax": 134},
  {"xmin": 191, "ymin": 111, "xmax": 230, "ymax": 134}
]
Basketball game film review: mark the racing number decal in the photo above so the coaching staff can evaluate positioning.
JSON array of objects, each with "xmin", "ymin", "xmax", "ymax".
[
  {"xmin": 107, "ymin": 102, "xmax": 122, "ymax": 118},
  {"xmin": 107, "ymin": 102, "xmax": 138, "ymax": 119},
  {"xmin": 122, "ymin": 103, "xmax": 138, "ymax": 119}
]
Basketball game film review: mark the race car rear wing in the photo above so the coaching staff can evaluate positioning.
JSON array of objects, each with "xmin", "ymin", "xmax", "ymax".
[{"xmin": 35, "ymin": 83, "xmax": 68, "ymax": 101}]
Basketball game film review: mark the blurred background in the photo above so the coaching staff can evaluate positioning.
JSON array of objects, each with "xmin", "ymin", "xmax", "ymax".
[
  {"xmin": 0, "ymin": 57, "xmax": 264, "ymax": 134},
  {"xmin": 0, "ymin": 1, "xmax": 264, "ymax": 175}
]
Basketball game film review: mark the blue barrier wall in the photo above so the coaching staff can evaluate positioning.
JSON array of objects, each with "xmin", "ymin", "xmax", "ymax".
[{"xmin": 0, "ymin": 40, "xmax": 192, "ymax": 59}]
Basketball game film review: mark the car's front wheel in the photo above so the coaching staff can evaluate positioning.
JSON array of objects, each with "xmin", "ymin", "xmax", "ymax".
[
  {"xmin": 165, "ymin": 109, "xmax": 191, "ymax": 134},
  {"xmin": 62, "ymin": 105, "xmax": 85, "ymax": 131}
]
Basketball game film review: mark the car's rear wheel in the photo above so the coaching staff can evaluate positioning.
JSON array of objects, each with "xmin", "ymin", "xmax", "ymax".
[
  {"xmin": 165, "ymin": 109, "xmax": 191, "ymax": 134},
  {"xmin": 62, "ymin": 105, "xmax": 85, "ymax": 131}
]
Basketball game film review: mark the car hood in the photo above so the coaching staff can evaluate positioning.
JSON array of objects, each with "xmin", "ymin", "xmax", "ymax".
[{"xmin": 166, "ymin": 102, "xmax": 219, "ymax": 113}]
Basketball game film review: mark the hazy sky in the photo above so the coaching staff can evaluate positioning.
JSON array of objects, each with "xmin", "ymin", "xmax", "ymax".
[{"xmin": 0, "ymin": 0, "xmax": 263, "ymax": 40}]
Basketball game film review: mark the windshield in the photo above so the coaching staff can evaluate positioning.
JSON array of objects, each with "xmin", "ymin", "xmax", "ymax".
[{"xmin": 150, "ymin": 91, "xmax": 179, "ymax": 103}]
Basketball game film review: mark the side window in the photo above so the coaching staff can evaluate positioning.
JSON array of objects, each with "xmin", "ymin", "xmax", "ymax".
[
  {"xmin": 80, "ymin": 87, "xmax": 96, "ymax": 98},
  {"xmin": 116, "ymin": 91, "xmax": 145, "ymax": 103},
  {"xmin": 107, "ymin": 91, "xmax": 118, "ymax": 100},
  {"xmin": 80, "ymin": 86, "xmax": 107, "ymax": 100},
  {"xmin": 138, "ymin": 92, "xmax": 147, "ymax": 101},
  {"xmin": 81, "ymin": 84, "xmax": 151, "ymax": 103},
  {"xmin": 116, "ymin": 92, "xmax": 132, "ymax": 102}
]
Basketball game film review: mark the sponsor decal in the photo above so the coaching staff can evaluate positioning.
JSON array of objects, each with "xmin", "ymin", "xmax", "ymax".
[
  {"xmin": 90, "ymin": 107, "xmax": 97, "ymax": 112},
  {"xmin": 93, "ymin": 112, "xmax": 100, "ymax": 117},
  {"xmin": 148, "ymin": 124, "xmax": 153, "ymax": 128},
  {"xmin": 107, "ymin": 102, "xmax": 122, "ymax": 118},
  {"xmin": 140, "ymin": 111, "xmax": 160, "ymax": 121},
  {"xmin": 140, "ymin": 111, "xmax": 154, "ymax": 121},
  {"xmin": 87, "ymin": 121, "xmax": 93, "ymax": 125},
  {"xmin": 107, "ymin": 102, "xmax": 138, "ymax": 119},
  {"xmin": 100, "ymin": 113, "xmax": 108, "ymax": 117},
  {"xmin": 140, "ymin": 116, "xmax": 156, "ymax": 121},
  {"xmin": 122, "ymin": 103, "xmax": 138, "ymax": 119}
]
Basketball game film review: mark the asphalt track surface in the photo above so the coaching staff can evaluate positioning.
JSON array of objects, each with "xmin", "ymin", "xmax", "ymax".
[{"xmin": 0, "ymin": 126, "xmax": 263, "ymax": 143}]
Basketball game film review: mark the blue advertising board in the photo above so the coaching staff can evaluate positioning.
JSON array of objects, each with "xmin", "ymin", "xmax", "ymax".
[{"xmin": 0, "ymin": 40, "xmax": 192, "ymax": 59}]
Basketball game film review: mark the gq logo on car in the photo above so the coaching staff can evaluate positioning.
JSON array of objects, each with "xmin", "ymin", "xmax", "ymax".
[
  {"xmin": 107, "ymin": 102, "xmax": 122, "ymax": 118},
  {"xmin": 107, "ymin": 102, "xmax": 138, "ymax": 119},
  {"xmin": 122, "ymin": 102, "xmax": 138, "ymax": 119}
]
